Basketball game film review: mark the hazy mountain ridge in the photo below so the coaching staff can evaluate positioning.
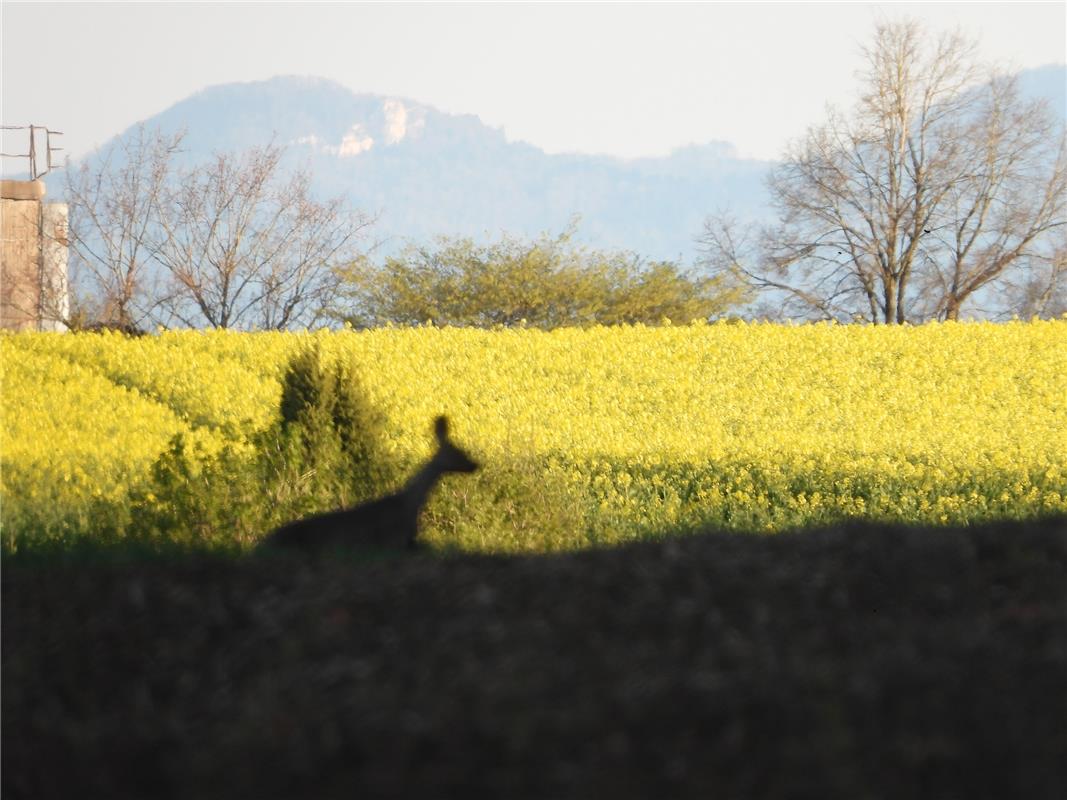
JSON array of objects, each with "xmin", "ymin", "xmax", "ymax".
[
  {"xmin": 69, "ymin": 76, "xmax": 773, "ymax": 261},
  {"xmin": 61, "ymin": 67, "xmax": 1066, "ymax": 262}
]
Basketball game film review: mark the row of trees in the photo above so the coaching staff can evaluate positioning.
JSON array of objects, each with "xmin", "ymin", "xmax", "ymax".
[
  {"xmin": 58, "ymin": 130, "xmax": 729, "ymax": 331},
  {"xmin": 56, "ymin": 19, "xmax": 1065, "ymax": 331}
]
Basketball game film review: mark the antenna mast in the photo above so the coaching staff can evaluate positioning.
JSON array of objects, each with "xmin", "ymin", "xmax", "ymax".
[{"xmin": 1, "ymin": 124, "xmax": 65, "ymax": 180}]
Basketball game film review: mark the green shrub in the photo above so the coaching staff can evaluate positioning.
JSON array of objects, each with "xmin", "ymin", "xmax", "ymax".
[
  {"xmin": 115, "ymin": 345, "xmax": 400, "ymax": 553},
  {"xmin": 338, "ymin": 226, "xmax": 748, "ymax": 329},
  {"xmin": 278, "ymin": 344, "xmax": 397, "ymax": 505}
]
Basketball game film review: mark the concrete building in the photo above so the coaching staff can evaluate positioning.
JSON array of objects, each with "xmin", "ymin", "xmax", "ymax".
[{"xmin": 1, "ymin": 179, "xmax": 69, "ymax": 331}]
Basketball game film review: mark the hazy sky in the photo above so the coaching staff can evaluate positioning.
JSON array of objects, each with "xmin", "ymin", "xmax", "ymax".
[{"xmin": 2, "ymin": 1, "xmax": 1065, "ymax": 166}]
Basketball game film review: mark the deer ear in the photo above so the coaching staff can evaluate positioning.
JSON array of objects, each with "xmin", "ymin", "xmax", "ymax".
[{"xmin": 434, "ymin": 416, "xmax": 449, "ymax": 441}]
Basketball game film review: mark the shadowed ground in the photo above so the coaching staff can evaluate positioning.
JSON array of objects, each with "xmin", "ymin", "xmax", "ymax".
[{"xmin": 4, "ymin": 516, "xmax": 1066, "ymax": 799}]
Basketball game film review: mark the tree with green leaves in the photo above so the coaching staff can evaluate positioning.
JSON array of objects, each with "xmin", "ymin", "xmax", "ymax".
[{"xmin": 338, "ymin": 227, "xmax": 747, "ymax": 328}]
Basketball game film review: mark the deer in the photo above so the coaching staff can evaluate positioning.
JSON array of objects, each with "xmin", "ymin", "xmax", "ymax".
[{"xmin": 262, "ymin": 416, "xmax": 479, "ymax": 554}]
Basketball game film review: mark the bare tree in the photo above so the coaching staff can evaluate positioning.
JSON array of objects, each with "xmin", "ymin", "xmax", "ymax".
[
  {"xmin": 1000, "ymin": 230, "xmax": 1067, "ymax": 319},
  {"xmin": 151, "ymin": 144, "xmax": 373, "ymax": 329},
  {"xmin": 918, "ymin": 76, "xmax": 1067, "ymax": 321},
  {"xmin": 64, "ymin": 124, "xmax": 184, "ymax": 329},
  {"xmin": 700, "ymin": 20, "xmax": 1066, "ymax": 324}
]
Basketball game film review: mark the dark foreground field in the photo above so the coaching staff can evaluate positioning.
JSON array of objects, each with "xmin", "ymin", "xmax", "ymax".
[{"xmin": 4, "ymin": 517, "xmax": 1067, "ymax": 800}]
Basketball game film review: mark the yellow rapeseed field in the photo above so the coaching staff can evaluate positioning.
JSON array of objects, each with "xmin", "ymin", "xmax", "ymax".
[{"xmin": 2, "ymin": 320, "xmax": 1065, "ymax": 549}]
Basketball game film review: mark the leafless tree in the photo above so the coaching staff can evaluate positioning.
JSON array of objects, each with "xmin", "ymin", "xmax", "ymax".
[
  {"xmin": 999, "ymin": 230, "xmax": 1067, "ymax": 319},
  {"xmin": 64, "ymin": 124, "xmax": 184, "ymax": 329},
  {"xmin": 700, "ymin": 20, "xmax": 1066, "ymax": 323},
  {"xmin": 151, "ymin": 144, "xmax": 373, "ymax": 329}
]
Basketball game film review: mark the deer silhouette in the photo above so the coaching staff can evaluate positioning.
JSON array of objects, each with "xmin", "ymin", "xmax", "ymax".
[{"xmin": 263, "ymin": 416, "xmax": 479, "ymax": 553}]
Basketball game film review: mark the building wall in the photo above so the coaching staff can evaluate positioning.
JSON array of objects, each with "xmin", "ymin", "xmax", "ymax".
[
  {"xmin": 40, "ymin": 203, "xmax": 70, "ymax": 331},
  {"xmin": 0, "ymin": 180, "xmax": 69, "ymax": 331}
]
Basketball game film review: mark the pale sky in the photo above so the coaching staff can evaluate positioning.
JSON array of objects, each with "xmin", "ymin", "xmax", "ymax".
[{"xmin": 2, "ymin": 1, "xmax": 1065, "ymax": 166}]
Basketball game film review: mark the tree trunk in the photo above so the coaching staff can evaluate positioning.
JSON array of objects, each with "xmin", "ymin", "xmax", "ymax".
[
  {"xmin": 883, "ymin": 280, "xmax": 897, "ymax": 324},
  {"xmin": 896, "ymin": 273, "xmax": 909, "ymax": 324}
]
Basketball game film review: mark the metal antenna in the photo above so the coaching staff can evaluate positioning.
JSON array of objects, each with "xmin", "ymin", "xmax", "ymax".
[{"xmin": 1, "ymin": 124, "xmax": 65, "ymax": 180}]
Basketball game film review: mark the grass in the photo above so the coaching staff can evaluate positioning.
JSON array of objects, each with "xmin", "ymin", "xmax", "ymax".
[{"xmin": 4, "ymin": 514, "xmax": 1066, "ymax": 799}]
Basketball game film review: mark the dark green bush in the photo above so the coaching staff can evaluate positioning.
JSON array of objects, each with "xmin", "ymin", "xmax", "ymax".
[
  {"xmin": 118, "ymin": 345, "xmax": 399, "ymax": 552},
  {"xmin": 278, "ymin": 344, "xmax": 396, "ymax": 504}
]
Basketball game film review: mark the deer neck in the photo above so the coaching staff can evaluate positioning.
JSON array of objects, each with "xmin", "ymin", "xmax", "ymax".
[{"xmin": 401, "ymin": 457, "xmax": 445, "ymax": 511}]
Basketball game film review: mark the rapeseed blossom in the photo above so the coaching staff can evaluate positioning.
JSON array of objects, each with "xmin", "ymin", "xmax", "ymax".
[{"xmin": 2, "ymin": 320, "xmax": 1064, "ymax": 546}]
